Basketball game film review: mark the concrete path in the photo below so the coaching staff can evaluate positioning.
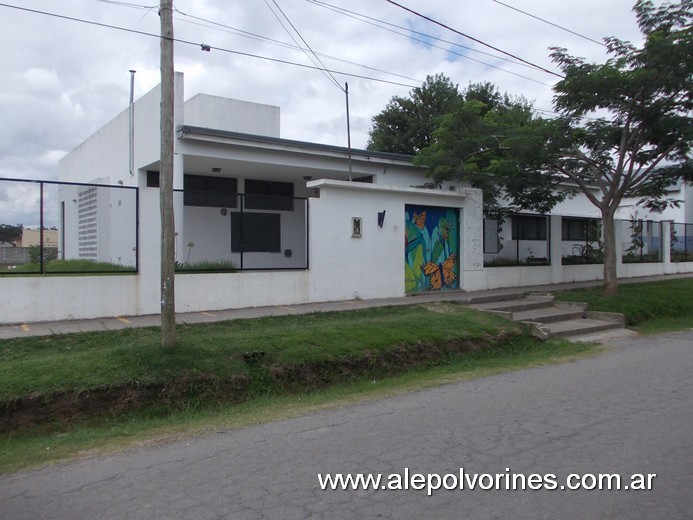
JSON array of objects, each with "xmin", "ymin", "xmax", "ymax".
[{"xmin": 2, "ymin": 330, "xmax": 691, "ymax": 519}]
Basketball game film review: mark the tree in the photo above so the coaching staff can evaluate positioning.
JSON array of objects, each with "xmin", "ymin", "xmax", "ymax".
[
  {"xmin": 367, "ymin": 74, "xmax": 463, "ymax": 155},
  {"xmin": 415, "ymin": 84, "xmax": 546, "ymax": 211},
  {"xmin": 0, "ymin": 224, "xmax": 22, "ymax": 244},
  {"xmin": 546, "ymin": 0, "xmax": 692, "ymax": 294},
  {"xmin": 418, "ymin": 0, "xmax": 692, "ymax": 295}
]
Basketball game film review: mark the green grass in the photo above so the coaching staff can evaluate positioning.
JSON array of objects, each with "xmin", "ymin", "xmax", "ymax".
[
  {"xmin": 175, "ymin": 260, "xmax": 238, "ymax": 272},
  {"xmin": 3, "ymin": 259, "xmax": 134, "ymax": 274},
  {"xmin": 0, "ymin": 331, "xmax": 596, "ymax": 473},
  {"xmin": 553, "ymin": 278, "xmax": 693, "ymax": 328},
  {"xmin": 0, "ymin": 305, "xmax": 512, "ymax": 401}
]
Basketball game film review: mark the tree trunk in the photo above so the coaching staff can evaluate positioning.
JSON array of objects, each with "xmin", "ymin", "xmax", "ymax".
[{"xmin": 601, "ymin": 209, "xmax": 618, "ymax": 296}]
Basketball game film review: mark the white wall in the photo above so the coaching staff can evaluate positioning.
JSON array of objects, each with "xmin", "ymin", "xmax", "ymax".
[
  {"xmin": 307, "ymin": 180, "xmax": 483, "ymax": 301},
  {"xmin": 183, "ymin": 95, "xmax": 280, "ymax": 137},
  {"xmin": 176, "ymin": 271, "xmax": 310, "ymax": 312},
  {"xmin": 59, "ymin": 73, "xmax": 184, "ymax": 188},
  {"xmin": 0, "ymin": 275, "xmax": 140, "ymax": 323},
  {"xmin": 2, "ymin": 189, "xmax": 692, "ymax": 325}
]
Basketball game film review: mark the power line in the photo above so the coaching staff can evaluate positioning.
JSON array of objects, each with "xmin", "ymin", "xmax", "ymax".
[
  {"xmin": 174, "ymin": 16, "xmax": 423, "ymax": 84},
  {"xmin": 93, "ymin": 0, "xmax": 157, "ymax": 7},
  {"xmin": 308, "ymin": 0, "xmax": 535, "ymax": 70},
  {"xmin": 0, "ymin": 2, "xmax": 419, "ymax": 89},
  {"xmin": 492, "ymin": 0, "xmax": 605, "ymax": 47},
  {"xmin": 264, "ymin": 0, "xmax": 343, "ymax": 91},
  {"xmin": 88, "ymin": 0, "xmax": 422, "ymax": 87},
  {"xmin": 383, "ymin": 0, "xmax": 564, "ymax": 79},
  {"xmin": 306, "ymin": 0, "xmax": 551, "ymax": 87}
]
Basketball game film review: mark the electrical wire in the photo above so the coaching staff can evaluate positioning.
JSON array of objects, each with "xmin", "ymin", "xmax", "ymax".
[
  {"xmin": 88, "ymin": 0, "xmax": 422, "ymax": 87},
  {"xmin": 307, "ymin": 0, "xmax": 551, "ymax": 87},
  {"xmin": 263, "ymin": 0, "xmax": 344, "ymax": 91},
  {"xmin": 93, "ymin": 0, "xmax": 157, "ymax": 8},
  {"xmin": 307, "ymin": 0, "xmax": 537, "ymax": 70},
  {"xmin": 383, "ymin": 0, "xmax": 564, "ymax": 78},
  {"xmin": 0, "ymin": 2, "xmax": 419, "ymax": 89},
  {"xmin": 492, "ymin": 0, "xmax": 605, "ymax": 47},
  {"xmin": 174, "ymin": 15, "xmax": 423, "ymax": 84}
]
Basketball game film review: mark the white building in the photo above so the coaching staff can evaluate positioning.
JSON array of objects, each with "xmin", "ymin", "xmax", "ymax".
[{"xmin": 0, "ymin": 72, "xmax": 690, "ymax": 324}]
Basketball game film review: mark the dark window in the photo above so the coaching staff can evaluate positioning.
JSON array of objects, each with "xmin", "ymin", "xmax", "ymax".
[
  {"xmin": 231, "ymin": 212, "xmax": 281, "ymax": 252},
  {"xmin": 562, "ymin": 218, "xmax": 600, "ymax": 241},
  {"xmin": 483, "ymin": 218, "xmax": 501, "ymax": 254},
  {"xmin": 184, "ymin": 175, "xmax": 237, "ymax": 208},
  {"xmin": 146, "ymin": 170, "xmax": 160, "ymax": 187},
  {"xmin": 244, "ymin": 180, "xmax": 294, "ymax": 211},
  {"xmin": 512, "ymin": 215, "xmax": 547, "ymax": 241}
]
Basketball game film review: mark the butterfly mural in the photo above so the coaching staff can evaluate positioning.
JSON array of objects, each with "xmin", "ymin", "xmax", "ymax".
[
  {"xmin": 421, "ymin": 253, "xmax": 458, "ymax": 290},
  {"xmin": 405, "ymin": 205, "xmax": 460, "ymax": 293}
]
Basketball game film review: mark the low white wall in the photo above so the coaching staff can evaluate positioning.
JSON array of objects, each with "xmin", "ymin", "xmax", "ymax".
[
  {"xmin": 0, "ymin": 275, "xmax": 140, "ymax": 324},
  {"xmin": 476, "ymin": 264, "xmax": 604, "ymax": 290},
  {"xmin": 176, "ymin": 271, "xmax": 310, "ymax": 312}
]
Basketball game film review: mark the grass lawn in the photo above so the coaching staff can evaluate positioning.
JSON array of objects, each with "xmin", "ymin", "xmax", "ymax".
[
  {"xmin": 0, "ymin": 304, "xmax": 517, "ymax": 401},
  {"xmin": 0, "ymin": 303, "xmax": 597, "ymax": 473},
  {"xmin": 553, "ymin": 277, "xmax": 693, "ymax": 330}
]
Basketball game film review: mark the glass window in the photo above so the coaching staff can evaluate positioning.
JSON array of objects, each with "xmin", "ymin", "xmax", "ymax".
[
  {"xmin": 184, "ymin": 175, "xmax": 237, "ymax": 208},
  {"xmin": 244, "ymin": 180, "xmax": 294, "ymax": 211},
  {"xmin": 512, "ymin": 215, "xmax": 547, "ymax": 241}
]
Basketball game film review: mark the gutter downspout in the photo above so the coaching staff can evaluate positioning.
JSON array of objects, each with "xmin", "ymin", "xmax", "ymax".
[{"xmin": 129, "ymin": 69, "xmax": 136, "ymax": 176}]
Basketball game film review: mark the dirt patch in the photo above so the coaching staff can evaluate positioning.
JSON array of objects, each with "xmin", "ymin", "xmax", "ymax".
[
  {"xmin": 420, "ymin": 302, "xmax": 465, "ymax": 315},
  {"xmin": 0, "ymin": 332, "xmax": 517, "ymax": 433}
]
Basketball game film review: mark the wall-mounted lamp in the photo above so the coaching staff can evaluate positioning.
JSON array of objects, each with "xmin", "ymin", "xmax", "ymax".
[
  {"xmin": 377, "ymin": 210, "xmax": 386, "ymax": 228},
  {"xmin": 220, "ymin": 208, "xmax": 228, "ymax": 216},
  {"xmin": 303, "ymin": 175, "xmax": 312, "ymax": 181},
  {"xmin": 212, "ymin": 167, "xmax": 222, "ymax": 173}
]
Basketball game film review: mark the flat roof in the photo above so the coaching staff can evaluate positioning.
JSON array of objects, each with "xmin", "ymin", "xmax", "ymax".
[{"xmin": 177, "ymin": 125, "xmax": 416, "ymax": 164}]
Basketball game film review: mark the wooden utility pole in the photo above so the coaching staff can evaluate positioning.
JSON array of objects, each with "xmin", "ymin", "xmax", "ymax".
[{"xmin": 159, "ymin": 0, "xmax": 176, "ymax": 348}]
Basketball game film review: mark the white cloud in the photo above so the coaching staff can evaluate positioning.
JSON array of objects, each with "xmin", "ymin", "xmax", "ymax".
[{"xmin": 0, "ymin": 0, "xmax": 654, "ymax": 185}]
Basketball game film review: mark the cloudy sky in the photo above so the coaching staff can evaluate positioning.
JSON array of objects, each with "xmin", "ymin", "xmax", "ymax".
[{"xmin": 0, "ymin": 0, "xmax": 653, "ymax": 184}]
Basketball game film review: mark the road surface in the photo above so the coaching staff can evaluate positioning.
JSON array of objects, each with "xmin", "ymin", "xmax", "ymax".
[{"xmin": 2, "ymin": 331, "xmax": 691, "ymax": 519}]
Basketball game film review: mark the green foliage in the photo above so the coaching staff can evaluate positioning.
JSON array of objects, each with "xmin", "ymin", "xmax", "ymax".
[
  {"xmin": 0, "ymin": 224, "xmax": 22, "ymax": 244},
  {"xmin": 414, "ymin": 1, "xmax": 691, "ymax": 293},
  {"xmin": 367, "ymin": 74, "xmax": 463, "ymax": 155},
  {"xmin": 27, "ymin": 246, "xmax": 58, "ymax": 264},
  {"xmin": 6, "ymin": 259, "xmax": 133, "ymax": 273},
  {"xmin": 175, "ymin": 260, "xmax": 238, "ymax": 272},
  {"xmin": 416, "ymin": 95, "xmax": 564, "ymax": 213},
  {"xmin": 547, "ymin": 0, "xmax": 692, "ymax": 212}
]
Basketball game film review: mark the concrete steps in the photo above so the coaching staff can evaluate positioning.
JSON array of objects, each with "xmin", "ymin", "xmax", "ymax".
[{"xmin": 469, "ymin": 293, "xmax": 625, "ymax": 339}]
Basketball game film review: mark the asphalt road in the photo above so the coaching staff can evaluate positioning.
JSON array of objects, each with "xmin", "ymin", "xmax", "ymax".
[{"xmin": 2, "ymin": 331, "xmax": 691, "ymax": 519}]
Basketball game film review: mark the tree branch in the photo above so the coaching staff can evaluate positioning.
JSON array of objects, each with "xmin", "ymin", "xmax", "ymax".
[{"xmin": 554, "ymin": 164, "xmax": 603, "ymax": 208}]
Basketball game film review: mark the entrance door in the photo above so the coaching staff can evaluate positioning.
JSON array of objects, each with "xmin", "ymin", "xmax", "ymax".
[{"xmin": 405, "ymin": 204, "xmax": 460, "ymax": 293}]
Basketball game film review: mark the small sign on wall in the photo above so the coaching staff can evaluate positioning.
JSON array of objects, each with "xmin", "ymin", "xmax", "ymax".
[{"xmin": 352, "ymin": 217, "xmax": 362, "ymax": 238}]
